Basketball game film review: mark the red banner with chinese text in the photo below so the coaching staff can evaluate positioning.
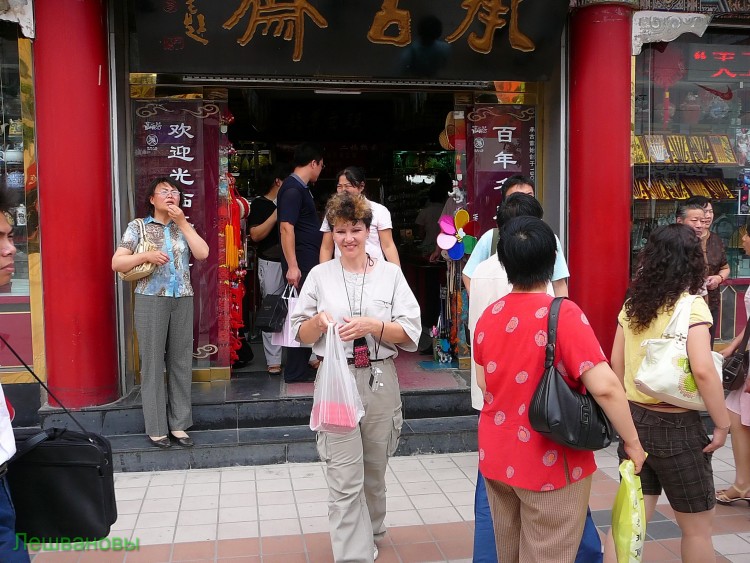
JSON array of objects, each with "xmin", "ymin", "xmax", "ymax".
[
  {"xmin": 466, "ymin": 105, "xmax": 537, "ymax": 236},
  {"xmin": 132, "ymin": 101, "xmax": 224, "ymax": 367}
]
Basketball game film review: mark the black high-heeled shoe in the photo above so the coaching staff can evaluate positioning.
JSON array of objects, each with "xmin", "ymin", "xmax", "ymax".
[
  {"xmin": 148, "ymin": 436, "xmax": 171, "ymax": 449},
  {"xmin": 170, "ymin": 433, "xmax": 194, "ymax": 447}
]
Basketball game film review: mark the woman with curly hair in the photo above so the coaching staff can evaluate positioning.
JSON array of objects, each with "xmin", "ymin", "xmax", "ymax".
[
  {"xmin": 292, "ymin": 192, "xmax": 420, "ymax": 562},
  {"xmin": 606, "ymin": 224, "xmax": 730, "ymax": 563}
]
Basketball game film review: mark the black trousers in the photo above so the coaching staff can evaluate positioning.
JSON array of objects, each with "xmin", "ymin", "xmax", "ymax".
[{"xmin": 282, "ymin": 267, "xmax": 313, "ymax": 382}]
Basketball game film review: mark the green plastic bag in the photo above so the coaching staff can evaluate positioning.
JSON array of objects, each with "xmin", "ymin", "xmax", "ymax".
[{"xmin": 611, "ymin": 459, "xmax": 646, "ymax": 562}]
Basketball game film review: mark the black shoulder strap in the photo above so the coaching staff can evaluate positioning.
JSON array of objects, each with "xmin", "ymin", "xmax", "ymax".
[
  {"xmin": 0, "ymin": 333, "xmax": 92, "ymax": 438},
  {"xmin": 10, "ymin": 431, "xmax": 49, "ymax": 461},
  {"xmin": 545, "ymin": 297, "xmax": 566, "ymax": 369}
]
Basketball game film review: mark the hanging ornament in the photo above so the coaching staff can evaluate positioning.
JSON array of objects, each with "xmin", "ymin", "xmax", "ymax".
[
  {"xmin": 220, "ymin": 110, "xmax": 235, "ymax": 133},
  {"xmin": 652, "ymin": 43, "xmax": 685, "ymax": 127}
]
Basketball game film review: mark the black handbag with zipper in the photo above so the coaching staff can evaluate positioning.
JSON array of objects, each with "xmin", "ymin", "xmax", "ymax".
[
  {"xmin": 0, "ymin": 334, "xmax": 117, "ymax": 542},
  {"xmin": 254, "ymin": 284, "xmax": 292, "ymax": 333},
  {"xmin": 528, "ymin": 297, "xmax": 614, "ymax": 451}
]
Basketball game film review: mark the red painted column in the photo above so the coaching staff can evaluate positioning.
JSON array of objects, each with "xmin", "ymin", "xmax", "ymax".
[
  {"xmin": 35, "ymin": 0, "xmax": 118, "ymax": 406},
  {"xmin": 568, "ymin": 3, "xmax": 634, "ymax": 352}
]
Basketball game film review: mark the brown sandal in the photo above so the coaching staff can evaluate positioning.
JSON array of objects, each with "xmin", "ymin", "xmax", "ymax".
[
  {"xmin": 267, "ymin": 365, "xmax": 282, "ymax": 375},
  {"xmin": 716, "ymin": 485, "xmax": 750, "ymax": 505}
]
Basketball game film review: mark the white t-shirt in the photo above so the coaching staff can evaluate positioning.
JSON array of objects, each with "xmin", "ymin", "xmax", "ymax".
[
  {"xmin": 0, "ymin": 383, "xmax": 16, "ymax": 464},
  {"xmin": 320, "ymin": 198, "xmax": 393, "ymax": 260},
  {"xmin": 290, "ymin": 258, "xmax": 422, "ymax": 359},
  {"xmin": 463, "ymin": 229, "xmax": 570, "ymax": 282},
  {"xmin": 467, "ymin": 254, "xmax": 554, "ymax": 411}
]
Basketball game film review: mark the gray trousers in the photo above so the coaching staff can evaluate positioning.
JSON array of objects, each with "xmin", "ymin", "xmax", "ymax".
[
  {"xmin": 257, "ymin": 258, "xmax": 284, "ymax": 366},
  {"xmin": 134, "ymin": 294, "xmax": 194, "ymax": 437},
  {"xmin": 316, "ymin": 358, "xmax": 403, "ymax": 563}
]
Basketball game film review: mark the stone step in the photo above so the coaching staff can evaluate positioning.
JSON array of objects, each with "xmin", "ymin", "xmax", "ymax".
[
  {"xmin": 107, "ymin": 415, "xmax": 478, "ymax": 472},
  {"xmin": 27, "ymin": 362, "xmax": 477, "ymax": 472},
  {"xmin": 37, "ymin": 386, "xmax": 473, "ymax": 437}
]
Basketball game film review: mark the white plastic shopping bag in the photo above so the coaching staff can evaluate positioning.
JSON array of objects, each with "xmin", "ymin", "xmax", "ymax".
[
  {"xmin": 310, "ymin": 324, "xmax": 365, "ymax": 433},
  {"xmin": 271, "ymin": 285, "xmax": 301, "ymax": 348}
]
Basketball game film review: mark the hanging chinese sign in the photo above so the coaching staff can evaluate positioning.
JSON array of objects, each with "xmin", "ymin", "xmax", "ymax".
[
  {"xmin": 132, "ymin": 100, "xmax": 226, "ymax": 367},
  {"xmin": 466, "ymin": 104, "xmax": 536, "ymax": 235},
  {"xmin": 129, "ymin": 0, "xmax": 568, "ymax": 82}
]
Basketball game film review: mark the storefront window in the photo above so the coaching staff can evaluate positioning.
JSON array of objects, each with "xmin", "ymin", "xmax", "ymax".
[
  {"xmin": 0, "ymin": 22, "xmax": 40, "ymax": 379},
  {"xmin": 632, "ymin": 29, "xmax": 750, "ymax": 341}
]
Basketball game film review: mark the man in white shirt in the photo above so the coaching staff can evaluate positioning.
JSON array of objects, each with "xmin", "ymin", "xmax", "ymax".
[
  {"xmin": 0, "ymin": 189, "xmax": 29, "ymax": 562},
  {"xmin": 462, "ymin": 175, "xmax": 569, "ymax": 297}
]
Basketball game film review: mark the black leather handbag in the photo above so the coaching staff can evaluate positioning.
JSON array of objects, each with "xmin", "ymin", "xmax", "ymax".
[
  {"xmin": 529, "ymin": 298, "xmax": 614, "ymax": 451},
  {"xmin": 722, "ymin": 315, "xmax": 750, "ymax": 391},
  {"xmin": 0, "ymin": 334, "xmax": 117, "ymax": 542},
  {"xmin": 254, "ymin": 285, "xmax": 291, "ymax": 333}
]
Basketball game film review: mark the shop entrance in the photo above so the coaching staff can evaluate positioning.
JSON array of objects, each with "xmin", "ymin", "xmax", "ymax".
[
  {"xmin": 126, "ymin": 79, "xmax": 547, "ymax": 394},
  {"xmin": 224, "ymin": 86, "xmax": 459, "ymax": 380}
]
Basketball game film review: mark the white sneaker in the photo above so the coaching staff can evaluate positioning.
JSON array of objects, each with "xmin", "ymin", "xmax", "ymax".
[{"xmin": 373, "ymin": 545, "xmax": 379, "ymax": 560}]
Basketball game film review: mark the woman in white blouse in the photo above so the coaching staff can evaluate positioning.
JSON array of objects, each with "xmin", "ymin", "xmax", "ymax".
[
  {"xmin": 319, "ymin": 166, "xmax": 400, "ymax": 266},
  {"xmin": 293, "ymin": 193, "xmax": 420, "ymax": 562}
]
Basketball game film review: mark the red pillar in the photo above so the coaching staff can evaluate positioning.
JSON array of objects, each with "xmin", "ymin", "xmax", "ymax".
[
  {"xmin": 35, "ymin": 0, "xmax": 118, "ymax": 406},
  {"xmin": 568, "ymin": 4, "xmax": 633, "ymax": 353}
]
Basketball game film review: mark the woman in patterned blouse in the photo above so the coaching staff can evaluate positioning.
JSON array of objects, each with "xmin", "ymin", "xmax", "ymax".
[{"xmin": 112, "ymin": 177, "xmax": 208, "ymax": 449}]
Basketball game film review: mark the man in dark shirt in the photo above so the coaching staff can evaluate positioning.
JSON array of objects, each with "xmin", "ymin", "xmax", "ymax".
[
  {"xmin": 277, "ymin": 143, "xmax": 324, "ymax": 382},
  {"xmin": 248, "ymin": 164, "xmax": 287, "ymax": 375}
]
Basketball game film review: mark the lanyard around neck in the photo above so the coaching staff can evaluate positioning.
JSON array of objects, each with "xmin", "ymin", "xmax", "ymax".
[{"xmin": 341, "ymin": 254, "xmax": 370, "ymax": 317}]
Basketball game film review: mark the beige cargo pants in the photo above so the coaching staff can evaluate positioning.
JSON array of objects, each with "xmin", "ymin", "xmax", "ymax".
[{"xmin": 316, "ymin": 358, "xmax": 403, "ymax": 563}]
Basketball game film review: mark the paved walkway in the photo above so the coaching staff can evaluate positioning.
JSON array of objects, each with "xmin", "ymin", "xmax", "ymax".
[{"xmin": 29, "ymin": 437, "xmax": 750, "ymax": 562}]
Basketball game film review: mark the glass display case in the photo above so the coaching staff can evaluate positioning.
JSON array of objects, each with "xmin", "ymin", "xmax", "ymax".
[
  {"xmin": 632, "ymin": 29, "xmax": 750, "ymax": 342},
  {"xmin": 0, "ymin": 22, "xmax": 38, "ymax": 376},
  {"xmin": 388, "ymin": 150, "xmax": 453, "ymax": 244},
  {"xmin": 0, "ymin": 28, "xmax": 26, "ymax": 293},
  {"xmin": 229, "ymin": 145, "xmax": 272, "ymax": 197}
]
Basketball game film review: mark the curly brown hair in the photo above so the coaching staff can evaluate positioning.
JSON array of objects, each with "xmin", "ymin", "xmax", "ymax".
[
  {"xmin": 624, "ymin": 224, "xmax": 706, "ymax": 333},
  {"xmin": 325, "ymin": 192, "xmax": 372, "ymax": 229}
]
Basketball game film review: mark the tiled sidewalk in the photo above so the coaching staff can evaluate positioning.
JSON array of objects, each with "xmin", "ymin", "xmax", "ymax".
[{"xmin": 29, "ymin": 437, "xmax": 750, "ymax": 562}]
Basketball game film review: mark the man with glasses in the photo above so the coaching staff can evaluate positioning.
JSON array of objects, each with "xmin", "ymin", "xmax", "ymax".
[{"xmin": 277, "ymin": 143, "xmax": 325, "ymax": 382}]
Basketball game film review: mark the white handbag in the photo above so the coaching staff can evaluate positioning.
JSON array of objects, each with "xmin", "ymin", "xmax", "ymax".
[{"xmin": 634, "ymin": 294, "xmax": 723, "ymax": 410}]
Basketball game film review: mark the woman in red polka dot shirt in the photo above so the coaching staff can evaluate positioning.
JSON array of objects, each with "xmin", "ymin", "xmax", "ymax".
[{"xmin": 473, "ymin": 217, "xmax": 644, "ymax": 563}]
